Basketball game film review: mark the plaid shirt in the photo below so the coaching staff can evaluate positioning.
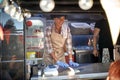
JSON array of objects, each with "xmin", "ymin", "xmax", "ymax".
[{"xmin": 45, "ymin": 25, "xmax": 72, "ymax": 54}]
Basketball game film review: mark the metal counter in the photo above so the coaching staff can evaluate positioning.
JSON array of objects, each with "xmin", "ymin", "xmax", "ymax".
[{"xmin": 31, "ymin": 62, "xmax": 110, "ymax": 80}]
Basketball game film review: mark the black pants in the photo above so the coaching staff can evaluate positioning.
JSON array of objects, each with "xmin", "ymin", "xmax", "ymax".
[{"xmin": 98, "ymin": 48, "xmax": 114, "ymax": 63}]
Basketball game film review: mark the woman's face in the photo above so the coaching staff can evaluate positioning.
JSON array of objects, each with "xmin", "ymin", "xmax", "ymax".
[{"xmin": 54, "ymin": 16, "xmax": 65, "ymax": 30}]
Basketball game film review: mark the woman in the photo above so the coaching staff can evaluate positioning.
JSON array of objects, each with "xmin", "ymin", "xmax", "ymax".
[{"xmin": 43, "ymin": 16, "xmax": 79, "ymax": 68}]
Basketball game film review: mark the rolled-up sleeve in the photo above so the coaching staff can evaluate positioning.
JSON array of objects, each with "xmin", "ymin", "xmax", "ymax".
[
  {"xmin": 66, "ymin": 27, "xmax": 72, "ymax": 54},
  {"xmin": 45, "ymin": 27, "xmax": 53, "ymax": 54}
]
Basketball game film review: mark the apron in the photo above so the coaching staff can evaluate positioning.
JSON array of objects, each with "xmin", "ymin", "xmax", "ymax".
[{"xmin": 43, "ymin": 27, "xmax": 66, "ymax": 66}]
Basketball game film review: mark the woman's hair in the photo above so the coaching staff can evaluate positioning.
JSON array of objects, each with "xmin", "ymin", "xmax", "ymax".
[
  {"xmin": 51, "ymin": 15, "xmax": 67, "ymax": 19},
  {"xmin": 107, "ymin": 60, "xmax": 120, "ymax": 80}
]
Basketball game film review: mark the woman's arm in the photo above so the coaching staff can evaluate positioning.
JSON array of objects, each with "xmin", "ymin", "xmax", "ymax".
[{"xmin": 66, "ymin": 27, "xmax": 73, "ymax": 60}]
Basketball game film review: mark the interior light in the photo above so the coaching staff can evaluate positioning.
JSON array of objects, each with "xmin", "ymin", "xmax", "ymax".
[
  {"xmin": 11, "ymin": 11, "xmax": 23, "ymax": 22},
  {"xmin": 11, "ymin": 11, "xmax": 19, "ymax": 19},
  {"xmin": 9, "ymin": 5, "xmax": 16, "ymax": 17},
  {"xmin": 18, "ymin": 14, "xmax": 23, "ymax": 22},
  {"xmin": 100, "ymin": 0, "xmax": 120, "ymax": 45},
  {"xmin": 24, "ymin": 12, "xmax": 31, "ymax": 18},
  {"xmin": 4, "ymin": 5, "xmax": 10, "ymax": 14},
  {"xmin": 78, "ymin": 0, "xmax": 93, "ymax": 10},
  {"xmin": 39, "ymin": 0, "xmax": 55, "ymax": 12},
  {"xmin": 4, "ymin": 4, "xmax": 16, "ymax": 16}
]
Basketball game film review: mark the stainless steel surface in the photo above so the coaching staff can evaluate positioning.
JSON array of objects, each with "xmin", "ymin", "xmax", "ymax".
[
  {"xmin": 1, "ymin": 60, "xmax": 24, "ymax": 63},
  {"xmin": 75, "ymin": 50, "xmax": 95, "ymax": 64},
  {"xmin": 31, "ymin": 63, "xmax": 110, "ymax": 80},
  {"xmin": 75, "ymin": 50, "xmax": 92, "ymax": 53}
]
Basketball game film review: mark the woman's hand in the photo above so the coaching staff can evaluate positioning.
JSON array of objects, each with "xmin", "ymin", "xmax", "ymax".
[
  {"xmin": 56, "ymin": 61, "xmax": 69, "ymax": 68},
  {"xmin": 69, "ymin": 60, "xmax": 79, "ymax": 67}
]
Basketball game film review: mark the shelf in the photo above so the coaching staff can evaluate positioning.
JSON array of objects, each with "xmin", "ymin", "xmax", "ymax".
[
  {"xmin": 27, "ymin": 47, "xmax": 44, "ymax": 50},
  {"xmin": 26, "ymin": 35, "xmax": 44, "ymax": 38},
  {"xmin": 26, "ymin": 58, "xmax": 43, "ymax": 61},
  {"xmin": 26, "ymin": 58, "xmax": 43, "ymax": 65}
]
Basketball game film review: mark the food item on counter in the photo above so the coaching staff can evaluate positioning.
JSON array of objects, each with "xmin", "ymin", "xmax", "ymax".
[{"xmin": 26, "ymin": 52, "xmax": 36, "ymax": 59}]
